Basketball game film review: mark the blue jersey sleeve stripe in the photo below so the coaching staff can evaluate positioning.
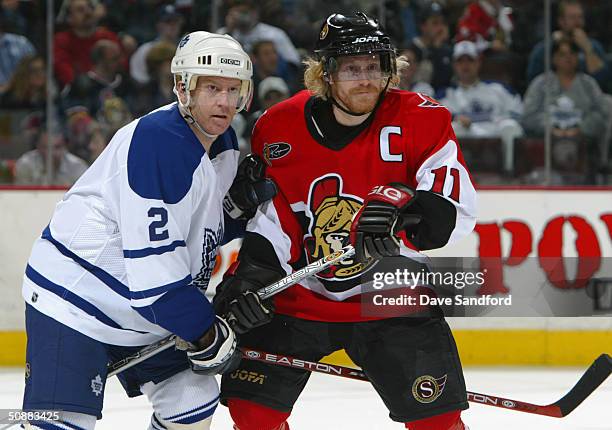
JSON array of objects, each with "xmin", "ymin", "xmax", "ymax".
[
  {"xmin": 130, "ymin": 274, "xmax": 192, "ymax": 300},
  {"xmin": 25, "ymin": 265, "xmax": 147, "ymax": 334},
  {"xmin": 133, "ymin": 285, "xmax": 215, "ymax": 342},
  {"xmin": 123, "ymin": 240, "xmax": 187, "ymax": 259},
  {"xmin": 42, "ymin": 226, "xmax": 131, "ymax": 299}
]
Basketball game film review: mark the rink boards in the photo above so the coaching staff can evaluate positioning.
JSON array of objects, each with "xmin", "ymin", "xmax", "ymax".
[{"xmin": 0, "ymin": 188, "xmax": 611, "ymax": 367}]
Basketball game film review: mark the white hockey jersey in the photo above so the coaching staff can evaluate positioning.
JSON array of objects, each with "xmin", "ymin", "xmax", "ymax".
[
  {"xmin": 22, "ymin": 103, "xmax": 239, "ymax": 346},
  {"xmin": 439, "ymin": 80, "xmax": 523, "ymax": 124}
]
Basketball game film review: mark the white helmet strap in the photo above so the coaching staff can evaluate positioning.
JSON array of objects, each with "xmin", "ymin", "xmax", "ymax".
[{"xmin": 175, "ymin": 77, "xmax": 219, "ymax": 141}]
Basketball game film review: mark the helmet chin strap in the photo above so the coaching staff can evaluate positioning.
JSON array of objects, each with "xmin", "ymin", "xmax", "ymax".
[
  {"xmin": 329, "ymin": 76, "xmax": 392, "ymax": 118},
  {"xmin": 175, "ymin": 85, "xmax": 219, "ymax": 141}
]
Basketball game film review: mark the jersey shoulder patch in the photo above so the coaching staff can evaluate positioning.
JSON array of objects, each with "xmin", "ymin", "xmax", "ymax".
[
  {"xmin": 252, "ymin": 91, "xmax": 311, "ymax": 153},
  {"xmin": 127, "ymin": 104, "xmax": 205, "ymax": 204},
  {"xmin": 415, "ymin": 93, "xmax": 446, "ymax": 108}
]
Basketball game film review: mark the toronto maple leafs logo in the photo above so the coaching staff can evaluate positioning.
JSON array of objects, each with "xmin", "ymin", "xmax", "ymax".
[
  {"xmin": 193, "ymin": 224, "xmax": 223, "ymax": 291},
  {"xmin": 91, "ymin": 374, "xmax": 104, "ymax": 397},
  {"xmin": 178, "ymin": 34, "xmax": 190, "ymax": 48}
]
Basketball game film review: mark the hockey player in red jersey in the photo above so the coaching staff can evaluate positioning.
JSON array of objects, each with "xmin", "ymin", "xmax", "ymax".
[{"xmin": 214, "ymin": 11, "xmax": 477, "ymax": 430}]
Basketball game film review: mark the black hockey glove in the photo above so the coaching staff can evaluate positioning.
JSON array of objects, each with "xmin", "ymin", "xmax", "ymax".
[
  {"xmin": 213, "ymin": 257, "xmax": 285, "ymax": 334},
  {"xmin": 178, "ymin": 316, "xmax": 241, "ymax": 375},
  {"xmin": 223, "ymin": 154, "xmax": 278, "ymax": 220},
  {"xmin": 350, "ymin": 183, "xmax": 421, "ymax": 262}
]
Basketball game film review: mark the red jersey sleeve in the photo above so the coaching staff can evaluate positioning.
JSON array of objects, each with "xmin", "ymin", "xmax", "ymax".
[
  {"xmin": 247, "ymin": 111, "xmax": 305, "ymax": 273},
  {"xmin": 408, "ymin": 97, "xmax": 477, "ymax": 246}
]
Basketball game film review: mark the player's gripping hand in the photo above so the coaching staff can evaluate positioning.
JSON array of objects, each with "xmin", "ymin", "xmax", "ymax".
[
  {"xmin": 181, "ymin": 316, "xmax": 241, "ymax": 375},
  {"xmin": 213, "ymin": 258, "xmax": 284, "ymax": 334},
  {"xmin": 350, "ymin": 183, "xmax": 419, "ymax": 262},
  {"xmin": 223, "ymin": 154, "xmax": 278, "ymax": 220}
]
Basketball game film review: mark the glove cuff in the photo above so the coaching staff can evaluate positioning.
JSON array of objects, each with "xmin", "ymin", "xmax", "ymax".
[{"xmin": 367, "ymin": 183, "xmax": 416, "ymax": 211}]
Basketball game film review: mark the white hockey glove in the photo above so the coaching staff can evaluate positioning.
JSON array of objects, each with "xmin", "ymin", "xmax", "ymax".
[{"xmin": 180, "ymin": 316, "xmax": 241, "ymax": 375}]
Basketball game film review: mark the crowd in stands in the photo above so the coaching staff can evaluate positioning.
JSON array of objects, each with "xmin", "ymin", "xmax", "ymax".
[{"xmin": 0, "ymin": 0, "xmax": 611, "ymax": 186}]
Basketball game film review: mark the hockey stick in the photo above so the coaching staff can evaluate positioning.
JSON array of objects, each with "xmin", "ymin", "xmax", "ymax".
[
  {"xmin": 106, "ymin": 245, "xmax": 356, "ymax": 378},
  {"xmin": 241, "ymin": 349, "xmax": 612, "ymax": 418}
]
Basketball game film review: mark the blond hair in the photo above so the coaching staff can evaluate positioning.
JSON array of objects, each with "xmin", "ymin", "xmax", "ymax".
[{"xmin": 303, "ymin": 55, "xmax": 409, "ymax": 100}]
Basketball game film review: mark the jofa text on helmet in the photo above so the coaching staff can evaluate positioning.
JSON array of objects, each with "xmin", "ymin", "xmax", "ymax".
[{"xmin": 352, "ymin": 36, "xmax": 379, "ymax": 43}]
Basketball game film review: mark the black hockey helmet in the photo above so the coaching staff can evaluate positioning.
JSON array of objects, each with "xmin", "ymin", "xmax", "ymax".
[{"xmin": 315, "ymin": 12, "xmax": 396, "ymax": 78}]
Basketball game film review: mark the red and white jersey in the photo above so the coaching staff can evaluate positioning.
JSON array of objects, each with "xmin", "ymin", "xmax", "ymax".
[{"xmin": 247, "ymin": 89, "xmax": 477, "ymax": 322}]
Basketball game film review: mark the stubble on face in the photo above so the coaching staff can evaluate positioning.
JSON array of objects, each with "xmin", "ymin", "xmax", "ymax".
[{"xmin": 331, "ymin": 80, "xmax": 382, "ymax": 114}]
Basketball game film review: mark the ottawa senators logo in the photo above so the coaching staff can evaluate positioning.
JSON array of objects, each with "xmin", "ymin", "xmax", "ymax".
[
  {"xmin": 304, "ymin": 174, "xmax": 375, "ymax": 280},
  {"xmin": 412, "ymin": 374, "xmax": 448, "ymax": 404}
]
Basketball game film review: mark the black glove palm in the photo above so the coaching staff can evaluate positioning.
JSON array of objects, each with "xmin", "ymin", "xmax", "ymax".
[
  {"xmin": 213, "ymin": 258, "xmax": 284, "ymax": 334},
  {"xmin": 224, "ymin": 154, "xmax": 277, "ymax": 220}
]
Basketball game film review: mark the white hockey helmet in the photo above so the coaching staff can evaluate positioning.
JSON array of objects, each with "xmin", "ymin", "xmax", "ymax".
[{"xmin": 171, "ymin": 31, "xmax": 253, "ymax": 112}]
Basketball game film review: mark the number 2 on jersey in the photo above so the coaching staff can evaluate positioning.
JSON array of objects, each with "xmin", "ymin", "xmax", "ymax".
[
  {"xmin": 148, "ymin": 207, "xmax": 169, "ymax": 241},
  {"xmin": 430, "ymin": 166, "xmax": 460, "ymax": 202}
]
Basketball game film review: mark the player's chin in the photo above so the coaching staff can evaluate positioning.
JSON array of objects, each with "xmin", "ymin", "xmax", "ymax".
[
  {"xmin": 348, "ymin": 96, "xmax": 377, "ymax": 113},
  {"xmin": 206, "ymin": 115, "xmax": 233, "ymax": 134}
]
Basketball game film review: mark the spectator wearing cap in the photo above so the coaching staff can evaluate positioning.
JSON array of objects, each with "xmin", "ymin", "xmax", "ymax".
[
  {"xmin": 14, "ymin": 119, "xmax": 89, "ymax": 186},
  {"xmin": 218, "ymin": 0, "xmax": 301, "ymax": 67},
  {"xmin": 53, "ymin": 0, "xmax": 126, "ymax": 88},
  {"xmin": 411, "ymin": 2, "xmax": 452, "ymax": 92},
  {"xmin": 62, "ymin": 39, "xmax": 131, "ymax": 118},
  {"xmin": 398, "ymin": 43, "xmax": 434, "ymax": 96},
  {"xmin": 0, "ymin": 13, "xmax": 35, "ymax": 91},
  {"xmin": 526, "ymin": 0, "xmax": 610, "ymax": 92},
  {"xmin": 455, "ymin": 0, "xmax": 514, "ymax": 52},
  {"xmin": 257, "ymin": 76, "xmax": 290, "ymax": 111},
  {"xmin": 439, "ymin": 40, "xmax": 524, "ymax": 173},
  {"xmin": 129, "ymin": 4, "xmax": 184, "ymax": 86}
]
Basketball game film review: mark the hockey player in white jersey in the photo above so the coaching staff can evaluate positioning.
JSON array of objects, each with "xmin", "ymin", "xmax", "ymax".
[{"xmin": 19, "ymin": 32, "xmax": 257, "ymax": 430}]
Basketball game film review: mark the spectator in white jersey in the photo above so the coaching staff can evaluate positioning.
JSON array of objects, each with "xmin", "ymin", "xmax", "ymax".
[
  {"xmin": 440, "ymin": 40, "xmax": 523, "ymax": 173},
  {"xmin": 18, "ymin": 31, "xmax": 275, "ymax": 430},
  {"xmin": 14, "ymin": 118, "xmax": 89, "ymax": 186}
]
